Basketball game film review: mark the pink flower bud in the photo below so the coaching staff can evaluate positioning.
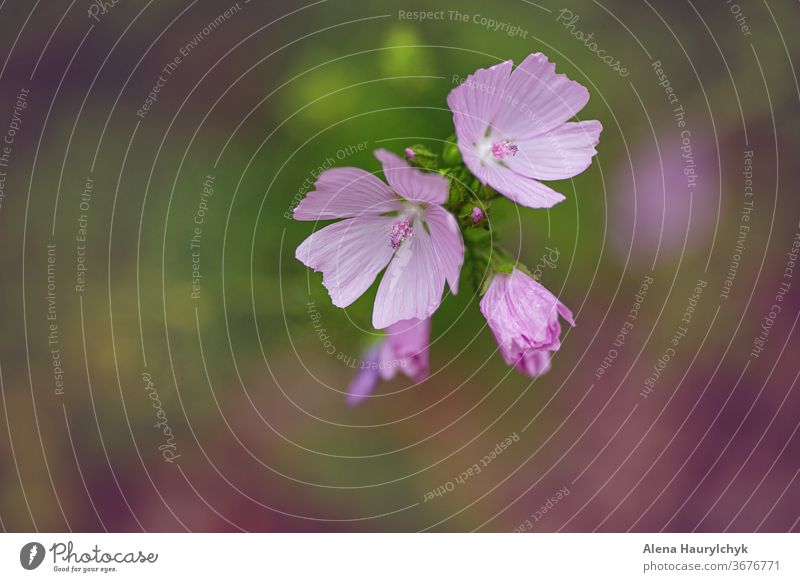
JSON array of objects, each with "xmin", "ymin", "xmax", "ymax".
[
  {"xmin": 479, "ymin": 269, "xmax": 574, "ymax": 378},
  {"xmin": 470, "ymin": 206, "xmax": 485, "ymax": 224}
]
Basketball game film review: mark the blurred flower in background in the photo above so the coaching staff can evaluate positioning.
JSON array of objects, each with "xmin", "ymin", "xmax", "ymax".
[
  {"xmin": 610, "ymin": 129, "xmax": 718, "ymax": 266},
  {"xmin": 347, "ymin": 317, "xmax": 431, "ymax": 406}
]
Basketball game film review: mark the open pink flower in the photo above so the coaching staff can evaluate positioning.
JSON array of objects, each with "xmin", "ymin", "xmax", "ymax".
[
  {"xmin": 295, "ymin": 150, "xmax": 464, "ymax": 329},
  {"xmin": 447, "ymin": 53, "xmax": 602, "ymax": 208},
  {"xmin": 480, "ymin": 269, "xmax": 574, "ymax": 378},
  {"xmin": 347, "ymin": 318, "xmax": 430, "ymax": 405}
]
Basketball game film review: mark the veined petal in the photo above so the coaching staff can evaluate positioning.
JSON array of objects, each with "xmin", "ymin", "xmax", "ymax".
[
  {"xmin": 481, "ymin": 163, "xmax": 566, "ymax": 209},
  {"xmin": 372, "ymin": 217, "xmax": 447, "ymax": 329},
  {"xmin": 505, "ymin": 270, "xmax": 562, "ymax": 339},
  {"xmin": 296, "ymin": 214, "xmax": 395, "ymax": 308},
  {"xmin": 447, "ymin": 60, "xmax": 513, "ymax": 146},
  {"xmin": 516, "ymin": 350, "xmax": 552, "ymax": 377},
  {"xmin": 506, "ymin": 120, "xmax": 602, "ymax": 181},
  {"xmin": 293, "ymin": 167, "xmax": 400, "ymax": 220},
  {"xmin": 491, "ymin": 53, "xmax": 589, "ymax": 140},
  {"xmin": 423, "ymin": 205, "xmax": 464, "ymax": 294},
  {"xmin": 458, "ymin": 141, "xmax": 492, "ymax": 187},
  {"xmin": 557, "ymin": 300, "xmax": 575, "ymax": 327},
  {"xmin": 374, "ymin": 149, "xmax": 449, "ymax": 205}
]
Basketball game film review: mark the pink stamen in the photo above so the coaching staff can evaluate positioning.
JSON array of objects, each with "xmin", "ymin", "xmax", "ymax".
[
  {"xmin": 470, "ymin": 207, "xmax": 485, "ymax": 224},
  {"xmin": 491, "ymin": 140, "xmax": 518, "ymax": 159},
  {"xmin": 390, "ymin": 218, "xmax": 414, "ymax": 249}
]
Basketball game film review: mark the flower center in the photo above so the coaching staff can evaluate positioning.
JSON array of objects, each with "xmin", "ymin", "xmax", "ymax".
[
  {"xmin": 491, "ymin": 140, "xmax": 518, "ymax": 159},
  {"xmin": 389, "ymin": 218, "xmax": 414, "ymax": 249}
]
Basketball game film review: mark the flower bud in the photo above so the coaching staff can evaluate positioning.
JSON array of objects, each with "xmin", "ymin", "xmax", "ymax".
[{"xmin": 479, "ymin": 269, "xmax": 574, "ymax": 377}]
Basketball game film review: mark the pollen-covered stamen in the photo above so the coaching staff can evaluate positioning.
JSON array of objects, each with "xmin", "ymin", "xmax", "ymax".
[
  {"xmin": 389, "ymin": 218, "xmax": 414, "ymax": 249},
  {"xmin": 491, "ymin": 140, "xmax": 518, "ymax": 159}
]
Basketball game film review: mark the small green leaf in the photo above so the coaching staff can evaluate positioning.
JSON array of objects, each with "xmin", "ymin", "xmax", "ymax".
[
  {"xmin": 442, "ymin": 141, "xmax": 462, "ymax": 167},
  {"xmin": 408, "ymin": 145, "xmax": 439, "ymax": 170}
]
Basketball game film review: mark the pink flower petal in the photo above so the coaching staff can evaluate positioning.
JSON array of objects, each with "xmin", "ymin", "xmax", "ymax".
[
  {"xmin": 293, "ymin": 167, "xmax": 400, "ymax": 220},
  {"xmin": 457, "ymin": 141, "xmax": 490, "ymax": 186},
  {"xmin": 447, "ymin": 60, "xmax": 513, "ymax": 146},
  {"xmin": 504, "ymin": 270, "xmax": 565, "ymax": 336},
  {"xmin": 373, "ymin": 149, "xmax": 449, "ymax": 205},
  {"xmin": 423, "ymin": 205, "xmax": 464, "ymax": 294},
  {"xmin": 506, "ymin": 120, "xmax": 602, "ymax": 181},
  {"xmin": 379, "ymin": 317, "xmax": 431, "ymax": 382},
  {"xmin": 346, "ymin": 345, "xmax": 381, "ymax": 406},
  {"xmin": 491, "ymin": 53, "xmax": 590, "ymax": 140},
  {"xmin": 480, "ymin": 163, "xmax": 565, "ymax": 209},
  {"xmin": 557, "ymin": 301, "xmax": 575, "ymax": 327},
  {"xmin": 296, "ymin": 214, "xmax": 396, "ymax": 308},
  {"xmin": 516, "ymin": 350, "xmax": 552, "ymax": 377},
  {"xmin": 372, "ymin": 217, "xmax": 447, "ymax": 329}
]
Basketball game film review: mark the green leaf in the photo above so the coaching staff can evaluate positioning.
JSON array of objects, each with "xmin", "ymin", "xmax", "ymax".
[
  {"xmin": 442, "ymin": 141, "xmax": 462, "ymax": 167},
  {"xmin": 407, "ymin": 144, "xmax": 438, "ymax": 170}
]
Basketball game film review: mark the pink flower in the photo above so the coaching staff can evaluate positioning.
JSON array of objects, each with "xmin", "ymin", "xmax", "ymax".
[
  {"xmin": 447, "ymin": 53, "xmax": 602, "ymax": 209},
  {"xmin": 295, "ymin": 149, "xmax": 464, "ymax": 329},
  {"xmin": 479, "ymin": 269, "xmax": 575, "ymax": 378},
  {"xmin": 470, "ymin": 206, "xmax": 485, "ymax": 224},
  {"xmin": 346, "ymin": 318, "xmax": 430, "ymax": 405}
]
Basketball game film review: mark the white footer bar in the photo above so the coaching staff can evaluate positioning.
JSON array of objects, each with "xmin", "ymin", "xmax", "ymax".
[{"xmin": 1, "ymin": 533, "xmax": 797, "ymax": 581}]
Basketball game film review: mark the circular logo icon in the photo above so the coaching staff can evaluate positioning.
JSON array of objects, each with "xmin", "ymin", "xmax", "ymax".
[{"xmin": 20, "ymin": 542, "xmax": 45, "ymax": 570}]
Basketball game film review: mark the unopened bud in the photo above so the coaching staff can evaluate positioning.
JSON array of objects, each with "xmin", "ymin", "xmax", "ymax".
[{"xmin": 470, "ymin": 206, "xmax": 485, "ymax": 224}]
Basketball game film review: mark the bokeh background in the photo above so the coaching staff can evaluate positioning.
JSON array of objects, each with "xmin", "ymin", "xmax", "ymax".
[{"xmin": 0, "ymin": 0, "xmax": 798, "ymax": 532}]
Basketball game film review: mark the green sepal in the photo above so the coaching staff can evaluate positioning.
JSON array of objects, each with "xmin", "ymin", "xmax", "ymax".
[
  {"xmin": 479, "ymin": 271, "xmax": 495, "ymax": 296},
  {"xmin": 477, "ymin": 183, "xmax": 502, "ymax": 202},
  {"xmin": 445, "ymin": 172, "xmax": 467, "ymax": 211},
  {"xmin": 515, "ymin": 262, "xmax": 536, "ymax": 280},
  {"xmin": 406, "ymin": 145, "xmax": 439, "ymax": 170},
  {"xmin": 493, "ymin": 261, "xmax": 515, "ymax": 274},
  {"xmin": 462, "ymin": 246, "xmax": 490, "ymax": 296}
]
